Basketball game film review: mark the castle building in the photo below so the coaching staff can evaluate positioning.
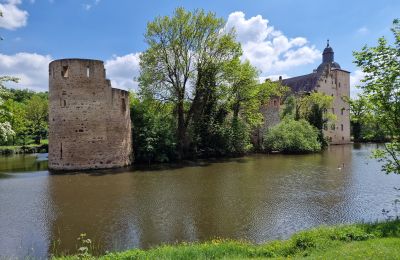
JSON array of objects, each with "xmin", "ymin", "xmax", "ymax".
[
  {"xmin": 48, "ymin": 59, "xmax": 132, "ymax": 170},
  {"xmin": 281, "ymin": 41, "xmax": 351, "ymax": 144}
]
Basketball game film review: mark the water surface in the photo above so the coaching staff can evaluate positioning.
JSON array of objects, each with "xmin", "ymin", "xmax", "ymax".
[{"xmin": 0, "ymin": 144, "xmax": 399, "ymax": 258}]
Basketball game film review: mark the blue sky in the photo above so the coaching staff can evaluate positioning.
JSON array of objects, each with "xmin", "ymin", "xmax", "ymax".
[{"xmin": 1, "ymin": 0, "xmax": 399, "ymax": 96}]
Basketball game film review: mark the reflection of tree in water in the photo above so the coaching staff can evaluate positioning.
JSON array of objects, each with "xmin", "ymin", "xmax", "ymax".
[{"xmin": 45, "ymin": 144, "xmax": 397, "ymax": 255}]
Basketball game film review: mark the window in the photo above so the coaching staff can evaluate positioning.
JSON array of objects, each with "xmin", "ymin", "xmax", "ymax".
[
  {"xmin": 341, "ymin": 108, "xmax": 345, "ymax": 115},
  {"xmin": 331, "ymin": 124, "xmax": 336, "ymax": 131},
  {"xmin": 60, "ymin": 143, "xmax": 63, "ymax": 160},
  {"xmin": 86, "ymin": 66, "xmax": 90, "ymax": 77},
  {"xmin": 121, "ymin": 98, "xmax": 126, "ymax": 113},
  {"xmin": 341, "ymin": 124, "xmax": 343, "ymax": 131},
  {"xmin": 273, "ymin": 99, "xmax": 277, "ymax": 106},
  {"xmin": 332, "ymin": 108, "xmax": 335, "ymax": 114},
  {"xmin": 339, "ymin": 82, "xmax": 341, "ymax": 88},
  {"xmin": 61, "ymin": 66, "xmax": 69, "ymax": 78}
]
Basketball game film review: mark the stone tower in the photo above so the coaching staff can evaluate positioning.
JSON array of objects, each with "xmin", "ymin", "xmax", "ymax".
[
  {"xmin": 281, "ymin": 41, "xmax": 351, "ymax": 144},
  {"xmin": 48, "ymin": 59, "xmax": 132, "ymax": 170}
]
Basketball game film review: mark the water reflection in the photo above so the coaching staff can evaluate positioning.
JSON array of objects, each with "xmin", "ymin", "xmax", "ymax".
[{"xmin": 0, "ymin": 144, "xmax": 399, "ymax": 258}]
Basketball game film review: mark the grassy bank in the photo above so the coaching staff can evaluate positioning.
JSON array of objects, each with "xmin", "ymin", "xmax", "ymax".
[
  {"xmin": 0, "ymin": 139, "xmax": 48, "ymax": 155},
  {"xmin": 54, "ymin": 220, "xmax": 400, "ymax": 259}
]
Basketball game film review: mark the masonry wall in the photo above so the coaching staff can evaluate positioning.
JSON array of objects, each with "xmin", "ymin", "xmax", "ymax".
[
  {"xmin": 316, "ymin": 67, "xmax": 351, "ymax": 144},
  {"xmin": 48, "ymin": 59, "xmax": 132, "ymax": 170},
  {"xmin": 252, "ymin": 97, "xmax": 281, "ymax": 148}
]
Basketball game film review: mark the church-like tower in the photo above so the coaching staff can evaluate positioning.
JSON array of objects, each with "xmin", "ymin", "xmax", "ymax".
[{"xmin": 281, "ymin": 41, "xmax": 351, "ymax": 144}]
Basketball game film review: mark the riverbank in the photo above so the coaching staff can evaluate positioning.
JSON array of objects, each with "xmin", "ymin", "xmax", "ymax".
[
  {"xmin": 54, "ymin": 220, "xmax": 400, "ymax": 259},
  {"xmin": 0, "ymin": 140, "xmax": 48, "ymax": 155}
]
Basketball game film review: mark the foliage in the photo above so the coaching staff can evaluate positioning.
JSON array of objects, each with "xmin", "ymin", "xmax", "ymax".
[
  {"xmin": 76, "ymin": 233, "xmax": 92, "ymax": 259},
  {"xmin": 130, "ymin": 92, "xmax": 176, "ymax": 163},
  {"xmin": 139, "ymin": 7, "xmax": 246, "ymax": 159},
  {"xmin": 0, "ymin": 121, "xmax": 15, "ymax": 143},
  {"xmin": 53, "ymin": 220, "xmax": 400, "ymax": 259},
  {"xmin": 264, "ymin": 118, "xmax": 321, "ymax": 153},
  {"xmin": 281, "ymin": 92, "xmax": 334, "ymax": 146},
  {"xmin": 0, "ymin": 87, "xmax": 48, "ymax": 146},
  {"xmin": 25, "ymin": 95, "xmax": 48, "ymax": 144},
  {"xmin": 353, "ymin": 18, "xmax": 400, "ymax": 174},
  {"xmin": 347, "ymin": 95, "xmax": 389, "ymax": 142}
]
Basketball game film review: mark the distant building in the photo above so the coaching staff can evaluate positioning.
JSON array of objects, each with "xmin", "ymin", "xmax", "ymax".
[{"xmin": 281, "ymin": 41, "xmax": 351, "ymax": 144}]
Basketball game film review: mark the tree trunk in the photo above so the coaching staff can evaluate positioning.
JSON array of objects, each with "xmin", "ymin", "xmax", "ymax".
[{"xmin": 177, "ymin": 99, "xmax": 186, "ymax": 160}]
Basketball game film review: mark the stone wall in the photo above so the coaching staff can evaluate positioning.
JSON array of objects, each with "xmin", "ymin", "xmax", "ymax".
[
  {"xmin": 48, "ymin": 59, "xmax": 132, "ymax": 170},
  {"xmin": 316, "ymin": 66, "xmax": 351, "ymax": 144},
  {"xmin": 252, "ymin": 97, "xmax": 281, "ymax": 149}
]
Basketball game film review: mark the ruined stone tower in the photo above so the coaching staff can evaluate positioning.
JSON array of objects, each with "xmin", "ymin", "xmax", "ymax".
[{"xmin": 48, "ymin": 59, "xmax": 132, "ymax": 170}]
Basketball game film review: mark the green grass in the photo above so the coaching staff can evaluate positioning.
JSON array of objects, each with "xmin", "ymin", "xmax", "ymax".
[
  {"xmin": 0, "ymin": 139, "xmax": 48, "ymax": 154},
  {"xmin": 53, "ymin": 220, "xmax": 400, "ymax": 259}
]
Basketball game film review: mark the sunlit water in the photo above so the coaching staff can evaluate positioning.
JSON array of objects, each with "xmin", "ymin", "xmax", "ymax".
[{"xmin": 0, "ymin": 144, "xmax": 399, "ymax": 258}]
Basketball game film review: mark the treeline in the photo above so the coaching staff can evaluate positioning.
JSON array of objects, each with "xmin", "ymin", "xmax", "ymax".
[
  {"xmin": 0, "ymin": 86, "xmax": 48, "ymax": 146},
  {"xmin": 130, "ymin": 8, "xmax": 334, "ymax": 163}
]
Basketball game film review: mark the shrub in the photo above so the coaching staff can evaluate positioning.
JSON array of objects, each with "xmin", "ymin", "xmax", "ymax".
[{"xmin": 264, "ymin": 118, "xmax": 321, "ymax": 153}]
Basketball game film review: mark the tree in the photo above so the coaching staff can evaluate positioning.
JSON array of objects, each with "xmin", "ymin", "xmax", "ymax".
[
  {"xmin": 353, "ymin": 18, "xmax": 400, "ymax": 174},
  {"xmin": 264, "ymin": 118, "xmax": 321, "ymax": 154},
  {"xmin": 2, "ymin": 99, "xmax": 27, "ymax": 145},
  {"xmin": 139, "ymin": 7, "xmax": 241, "ymax": 159},
  {"xmin": 0, "ymin": 11, "xmax": 19, "ymax": 144},
  {"xmin": 130, "ymin": 92, "xmax": 176, "ymax": 163},
  {"xmin": 25, "ymin": 95, "xmax": 48, "ymax": 144},
  {"xmin": 281, "ymin": 92, "xmax": 334, "ymax": 146}
]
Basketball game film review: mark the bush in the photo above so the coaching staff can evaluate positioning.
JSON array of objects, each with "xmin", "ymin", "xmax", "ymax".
[{"xmin": 264, "ymin": 118, "xmax": 321, "ymax": 153}]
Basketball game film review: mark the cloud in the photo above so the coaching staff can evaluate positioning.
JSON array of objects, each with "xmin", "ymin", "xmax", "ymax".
[
  {"xmin": 225, "ymin": 12, "xmax": 320, "ymax": 76},
  {"xmin": 0, "ymin": 51, "xmax": 140, "ymax": 92},
  {"xmin": 105, "ymin": 53, "xmax": 140, "ymax": 91},
  {"xmin": 356, "ymin": 27, "xmax": 369, "ymax": 35},
  {"xmin": 0, "ymin": 0, "xmax": 28, "ymax": 30},
  {"xmin": 82, "ymin": 0, "xmax": 100, "ymax": 11},
  {"xmin": 350, "ymin": 69, "xmax": 365, "ymax": 98},
  {"xmin": 0, "ymin": 52, "xmax": 52, "ymax": 91}
]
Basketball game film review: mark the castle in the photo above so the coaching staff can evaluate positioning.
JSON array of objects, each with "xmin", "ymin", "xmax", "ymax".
[
  {"xmin": 48, "ymin": 42, "xmax": 350, "ymax": 170},
  {"xmin": 281, "ymin": 41, "xmax": 351, "ymax": 144},
  {"xmin": 48, "ymin": 59, "xmax": 132, "ymax": 170},
  {"xmin": 252, "ymin": 42, "xmax": 351, "ymax": 147}
]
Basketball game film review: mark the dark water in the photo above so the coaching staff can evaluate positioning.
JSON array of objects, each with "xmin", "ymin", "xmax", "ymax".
[{"xmin": 0, "ymin": 144, "xmax": 399, "ymax": 258}]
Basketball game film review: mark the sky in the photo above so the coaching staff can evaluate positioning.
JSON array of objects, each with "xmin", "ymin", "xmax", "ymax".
[{"xmin": 0, "ymin": 0, "xmax": 399, "ymax": 97}]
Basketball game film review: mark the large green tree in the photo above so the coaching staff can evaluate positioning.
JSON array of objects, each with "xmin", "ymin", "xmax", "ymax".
[
  {"xmin": 139, "ymin": 7, "xmax": 241, "ymax": 159},
  {"xmin": 353, "ymin": 19, "xmax": 400, "ymax": 174}
]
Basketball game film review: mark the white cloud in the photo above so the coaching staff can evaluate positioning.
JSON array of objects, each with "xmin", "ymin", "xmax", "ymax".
[
  {"xmin": 350, "ymin": 69, "xmax": 365, "ymax": 98},
  {"xmin": 0, "ymin": 52, "xmax": 52, "ymax": 91},
  {"xmin": 356, "ymin": 26, "xmax": 369, "ymax": 35},
  {"xmin": 105, "ymin": 53, "xmax": 140, "ymax": 91},
  {"xmin": 225, "ymin": 12, "xmax": 320, "ymax": 76},
  {"xmin": 82, "ymin": 0, "xmax": 100, "ymax": 11},
  {"xmin": 0, "ymin": 0, "xmax": 28, "ymax": 30}
]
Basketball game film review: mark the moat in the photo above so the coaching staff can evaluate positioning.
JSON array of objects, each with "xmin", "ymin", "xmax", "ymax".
[{"xmin": 0, "ymin": 144, "xmax": 399, "ymax": 258}]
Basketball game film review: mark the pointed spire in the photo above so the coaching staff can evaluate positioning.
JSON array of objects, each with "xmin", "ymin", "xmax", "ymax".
[{"xmin": 327, "ymin": 39, "xmax": 330, "ymax": 47}]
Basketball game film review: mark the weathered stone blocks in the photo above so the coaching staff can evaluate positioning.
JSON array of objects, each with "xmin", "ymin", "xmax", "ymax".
[{"xmin": 48, "ymin": 59, "xmax": 132, "ymax": 170}]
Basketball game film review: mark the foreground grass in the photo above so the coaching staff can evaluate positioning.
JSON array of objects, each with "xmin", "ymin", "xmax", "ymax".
[{"xmin": 54, "ymin": 220, "xmax": 400, "ymax": 259}]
